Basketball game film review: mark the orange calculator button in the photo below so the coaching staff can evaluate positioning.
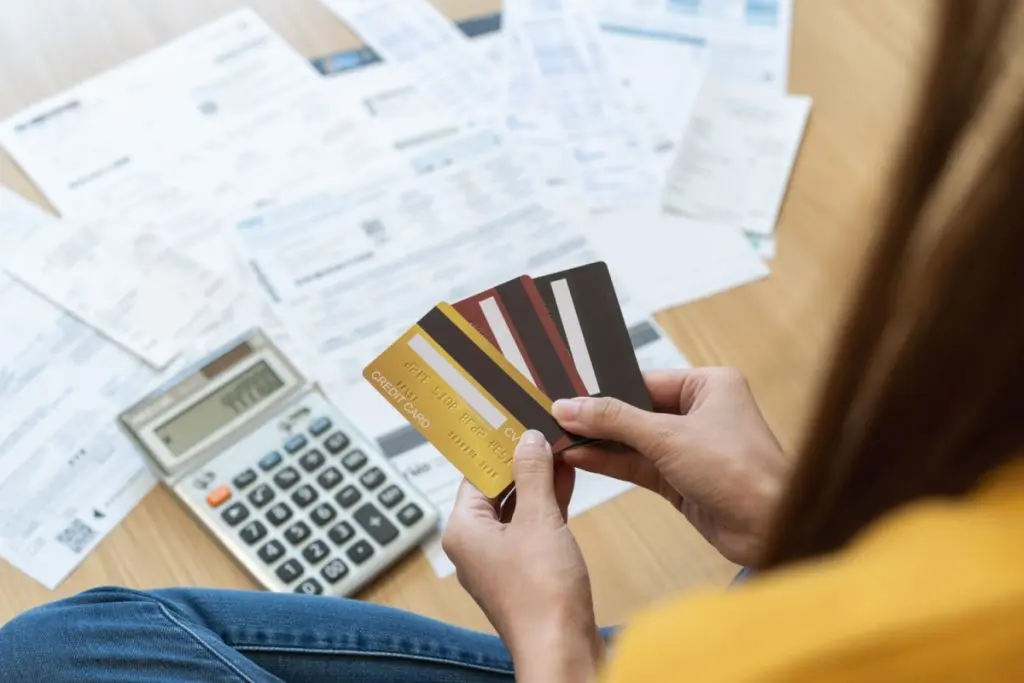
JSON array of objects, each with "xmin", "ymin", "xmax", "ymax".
[{"xmin": 206, "ymin": 486, "xmax": 232, "ymax": 508}]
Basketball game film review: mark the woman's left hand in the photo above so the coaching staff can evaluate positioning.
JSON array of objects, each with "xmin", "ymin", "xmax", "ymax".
[{"xmin": 443, "ymin": 431, "xmax": 603, "ymax": 682}]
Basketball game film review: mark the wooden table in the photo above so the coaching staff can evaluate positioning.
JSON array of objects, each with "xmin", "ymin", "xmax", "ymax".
[{"xmin": 0, "ymin": 0, "xmax": 935, "ymax": 628}]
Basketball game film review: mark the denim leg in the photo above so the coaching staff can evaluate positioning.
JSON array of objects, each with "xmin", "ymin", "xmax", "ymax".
[{"xmin": 0, "ymin": 586, "xmax": 515, "ymax": 683}]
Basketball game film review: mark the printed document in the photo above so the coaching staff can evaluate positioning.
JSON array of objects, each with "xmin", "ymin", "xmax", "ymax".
[
  {"xmin": 505, "ymin": 0, "xmax": 657, "ymax": 212},
  {"xmin": 319, "ymin": 0, "xmax": 500, "ymax": 123},
  {"xmin": 6, "ymin": 224, "xmax": 241, "ymax": 368},
  {"xmin": 599, "ymin": 0, "xmax": 794, "ymax": 91},
  {"xmin": 663, "ymin": 83, "xmax": 811, "ymax": 237},
  {"xmin": 0, "ymin": 189, "xmax": 157, "ymax": 588}
]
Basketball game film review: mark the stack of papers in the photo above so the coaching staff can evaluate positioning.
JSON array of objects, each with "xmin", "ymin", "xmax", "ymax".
[{"xmin": 0, "ymin": 0, "xmax": 810, "ymax": 586}]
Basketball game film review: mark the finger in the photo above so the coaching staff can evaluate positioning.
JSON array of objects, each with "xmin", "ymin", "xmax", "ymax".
[
  {"xmin": 552, "ymin": 395, "xmax": 673, "ymax": 454},
  {"xmin": 553, "ymin": 462, "xmax": 576, "ymax": 521},
  {"xmin": 511, "ymin": 430, "xmax": 561, "ymax": 521},
  {"xmin": 561, "ymin": 444, "xmax": 664, "ymax": 493},
  {"xmin": 452, "ymin": 478, "xmax": 501, "ymax": 522}
]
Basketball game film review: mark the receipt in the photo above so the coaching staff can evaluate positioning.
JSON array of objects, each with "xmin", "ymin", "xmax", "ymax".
[
  {"xmin": 6, "ymin": 224, "xmax": 241, "ymax": 368},
  {"xmin": 599, "ymin": 0, "xmax": 794, "ymax": 91},
  {"xmin": 0, "ymin": 189, "xmax": 157, "ymax": 588},
  {"xmin": 506, "ymin": 0, "xmax": 657, "ymax": 211},
  {"xmin": 319, "ymin": 0, "xmax": 500, "ymax": 123},
  {"xmin": 663, "ymin": 82, "xmax": 811, "ymax": 236}
]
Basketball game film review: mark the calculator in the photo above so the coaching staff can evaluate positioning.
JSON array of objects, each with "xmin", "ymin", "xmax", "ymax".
[{"xmin": 119, "ymin": 329, "xmax": 439, "ymax": 596}]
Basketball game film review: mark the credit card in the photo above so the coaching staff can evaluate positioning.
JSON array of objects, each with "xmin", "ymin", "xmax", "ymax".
[
  {"xmin": 534, "ymin": 262, "xmax": 653, "ymax": 411},
  {"xmin": 363, "ymin": 303, "xmax": 571, "ymax": 497},
  {"xmin": 454, "ymin": 275, "xmax": 588, "ymax": 401}
]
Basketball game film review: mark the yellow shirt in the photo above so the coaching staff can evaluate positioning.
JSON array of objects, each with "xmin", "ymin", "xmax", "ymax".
[{"xmin": 604, "ymin": 461, "xmax": 1024, "ymax": 682}]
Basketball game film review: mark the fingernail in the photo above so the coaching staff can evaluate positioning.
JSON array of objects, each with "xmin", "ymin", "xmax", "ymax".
[
  {"xmin": 521, "ymin": 430, "xmax": 546, "ymax": 447},
  {"xmin": 552, "ymin": 397, "xmax": 584, "ymax": 421}
]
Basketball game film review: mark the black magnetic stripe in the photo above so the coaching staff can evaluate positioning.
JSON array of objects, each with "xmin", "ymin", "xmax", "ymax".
[
  {"xmin": 536, "ymin": 263, "xmax": 652, "ymax": 411},
  {"xmin": 497, "ymin": 280, "xmax": 579, "ymax": 401},
  {"xmin": 418, "ymin": 308, "xmax": 568, "ymax": 446}
]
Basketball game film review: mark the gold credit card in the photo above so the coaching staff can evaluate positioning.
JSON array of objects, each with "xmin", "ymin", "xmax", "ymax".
[{"xmin": 363, "ymin": 303, "xmax": 570, "ymax": 498}]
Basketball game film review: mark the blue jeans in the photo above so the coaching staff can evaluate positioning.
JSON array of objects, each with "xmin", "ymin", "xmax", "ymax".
[{"xmin": 0, "ymin": 587, "xmax": 613, "ymax": 682}]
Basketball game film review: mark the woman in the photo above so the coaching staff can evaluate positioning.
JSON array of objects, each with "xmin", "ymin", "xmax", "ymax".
[{"xmin": 2, "ymin": 3, "xmax": 1023, "ymax": 681}]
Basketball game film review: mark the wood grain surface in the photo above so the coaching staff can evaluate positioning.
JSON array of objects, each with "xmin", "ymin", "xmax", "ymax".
[{"xmin": 0, "ymin": 0, "xmax": 936, "ymax": 629}]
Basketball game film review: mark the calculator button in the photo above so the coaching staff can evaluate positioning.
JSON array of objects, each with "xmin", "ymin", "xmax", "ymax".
[
  {"xmin": 310, "ymin": 503, "xmax": 337, "ymax": 527},
  {"xmin": 359, "ymin": 467, "xmax": 385, "ymax": 490},
  {"xmin": 232, "ymin": 469, "xmax": 257, "ymax": 490},
  {"xmin": 397, "ymin": 503, "xmax": 424, "ymax": 527},
  {"xmin": 346, "ymin": 540, "xmax": 375, "ymax": 565},
  {"xmin": 247, "ymin": 484, "xmax": 275, "ymax": 508},
  {"xmin": 239, "ymin": 520, "xmax": 267, "ymax": 545},
  {"xmin": 335, "ymin": 485, "xmax": 362, "ymax": 509},
  {"xmin": 291, "ymin": 484, "xmax": 318, "ymax": 508},
  {"xmin": 284, "ymin": 434, "xmax": 308, "ymax": 454},
  {"xmin": 328, "ymin": 521, "xmax": 355, "ymax": 546},
  {"xmin": 324, "ymin": 431, "xmax": 350, "ymax": 454},
  {"xmin": 316, "ymin": 466, "xmax": 343, "ymax": 490},
  {"xmin": 275, "ymin": 558, "xmax": 304, "ymax": 584},
  {"xmin": 259, "ymin": 451, "xmax": 283, "ymax": 471},
  {"xmin": 266, "ymin": 502, "xmax": 294, "ymax": 527},
  {"xmin": 321, "ymin": 558, "xmax": 349, "ymax": 584},
  {"xmin": 341, "ymin": 450, "xmax": 367, "ymax": 472},
  {"xmin": 302, "ymin": 539, "xmax": 330, "ymax": 564},
  {"xmin": 309, "ymin": 416, "xmax": 332, "ymax": 437},
  {"xmin": 284, "ymin": 521, "xmax": 312, "ymax": 546},
  {"xmin": 378, "ymin": 485, "xmax": 405, "ymax": 509},
  {"xmin": 257, "ymin": 539, "xmax": 285, "ymax": 564},
  {"xmin": 273, "ymin": 466, "xmax": 300, "ymax": 490},
  {"xmin": 221, "ymin": 502, "xmax": 249, "ymax": 526},
  {"xmin": 295, "ymin": 578, "xmax": 323, "ymax": 595},
  {"xmin": 299, "ymin": 450, "xmax": 325, "ymax": 473},
  {"xmin": 206, "ymin": 486, "xmax": 232, "ymax": 508},
  {"xmin": 353, "ymin": 503, "xmax": 399, "ymax": 546}
]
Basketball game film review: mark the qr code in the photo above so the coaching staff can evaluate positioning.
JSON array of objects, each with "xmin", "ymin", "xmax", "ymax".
[{"xmin": 56, "ymin": 518, "xmax": 98, "ymax": 554}]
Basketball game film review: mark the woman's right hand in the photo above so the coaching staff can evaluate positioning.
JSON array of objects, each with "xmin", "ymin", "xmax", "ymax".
[{"xmin": 552, "ymin": 368, "xmax": 788, "ymax": 567}]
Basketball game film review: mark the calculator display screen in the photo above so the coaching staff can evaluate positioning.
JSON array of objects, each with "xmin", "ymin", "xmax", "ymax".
[{"xmin": 155, "ymin": 361, "xmax": 285, "ymax": 457}]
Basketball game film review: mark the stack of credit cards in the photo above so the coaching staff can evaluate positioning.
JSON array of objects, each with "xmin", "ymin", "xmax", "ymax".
[{"xmin": 363, "ymin": 262, "xmax": 651, "ymax": 498}]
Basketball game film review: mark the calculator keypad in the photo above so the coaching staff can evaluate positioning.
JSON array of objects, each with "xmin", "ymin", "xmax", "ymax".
[
  {"xmin": 324, "ymin": 432, "xmax": 350, "ymax": 454},
  {"xmin": 258, "ymin": 540, "xmax": 285, "ymax": 564},
  {"xmin": 248, "ymin": 484, "xmax": 275, "ymax": 508},
  {"xmin": 193, "ymin": 399, "xmax": 437, "ymax": 597},
  {"xmin": 299, "ymin": 450, "xmax": 325, "ymax": 473},
  {"xmin": 266, "ymin": 502, "xmax": 293, "ymax": 527},
  {"xmin": 276, "ymin": 559, "xmax": 304, "ymax": 584},
  {"xmin": 273, "ymin": 467, "xmax": 300, "ymax": 490},
  {"xmin": 291, "ymin": 485, "xmax": 318, "ymax": 508},
  {"xmin": 335, "ymin": 485, "xmax": 362, "ymax": 509}
]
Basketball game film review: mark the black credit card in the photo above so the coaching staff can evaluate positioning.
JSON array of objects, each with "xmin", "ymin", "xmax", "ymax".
[{"xmin": 534, "ymin": 262, "xmax": 652, "ymax": 411}]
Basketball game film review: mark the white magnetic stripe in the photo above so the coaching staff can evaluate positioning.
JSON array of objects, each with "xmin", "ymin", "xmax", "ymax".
[
  {"xmin": 479, "ymin": 297, "xmax": 536, "ymax": 386},
  {"xmin": 408, "ymin": 333, "xmax": 506, "ymax": 428},
  {"xmin": 550, "ymin": 279, "xmax": 600, "ymax": 394}
]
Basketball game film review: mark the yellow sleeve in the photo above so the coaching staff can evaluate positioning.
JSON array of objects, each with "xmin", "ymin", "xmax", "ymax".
[{"xmin": 601, "ymin": 483, "xmax": 1024, "ymax": 683}]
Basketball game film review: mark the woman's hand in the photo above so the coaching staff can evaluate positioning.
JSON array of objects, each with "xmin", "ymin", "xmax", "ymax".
[
  {"xmin": 443, "ymin": 432, "xmax": 602, "ymax": 683},
  {"xmin": 553, "ymin": 368, "xmax": 787, "ymax": 567}
]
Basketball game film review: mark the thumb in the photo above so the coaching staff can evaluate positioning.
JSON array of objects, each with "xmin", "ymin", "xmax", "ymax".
[
  {"xmin": 553, "ymin": 396, "xmax": 668, "ymax": 453},
  {"xmin": 511, "ymin": 430, "xmax": 561, "ymax": 522}
]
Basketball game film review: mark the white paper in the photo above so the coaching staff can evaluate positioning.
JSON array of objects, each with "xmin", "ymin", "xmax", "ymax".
[
  {"xmin": 0, "ymin": 189, "xmax": 158, "ymax": 588},
  {"xmin": 663, "ymin": 83, "xmax": 811, "ymax": 236},
  {"xmin": 0, "ymin": 8, "xmax": 395, "ymax": 257},
  {"xmin": 6, "ymin": 225, "xmax": 241, "ymax": 368},
  {"xmin": 319, "ymin": 0, "xmax": 500, "ymax": 123},
  {"xmin": 586, "ymin": 208, "xmax": 770, "ymax": 313},
  {"xmin": 599, "ymin": 0, "xmax": 794, "ymax": 91},
  {"xmin": 505, "ymin": 0, "xmax": 657, "ymax": 212}
]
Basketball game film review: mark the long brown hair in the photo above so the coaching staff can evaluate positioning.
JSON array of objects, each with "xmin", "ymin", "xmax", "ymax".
[{"xmin": 761, "ymin": 1, "xmax": 1024, "ymax": 568}]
